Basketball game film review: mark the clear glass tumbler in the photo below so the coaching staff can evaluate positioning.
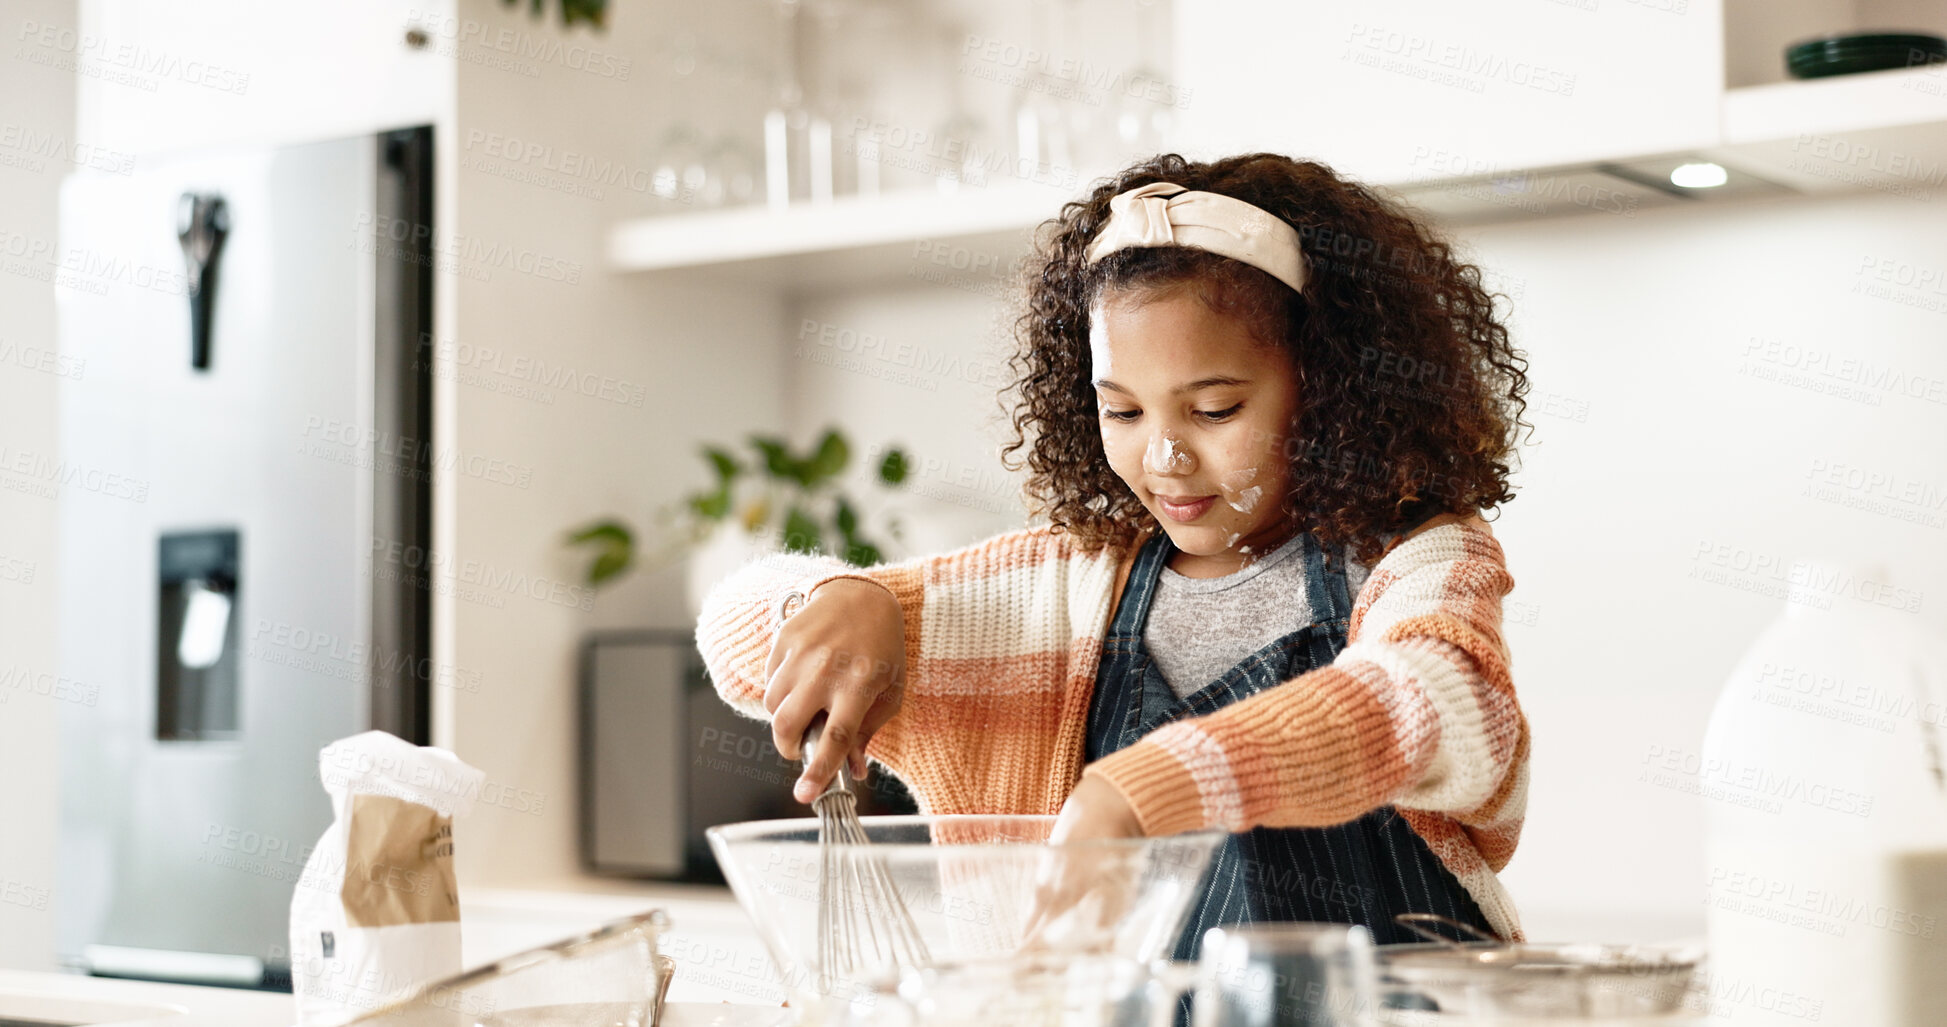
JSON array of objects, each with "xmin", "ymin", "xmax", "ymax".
[{"xmin": 1186, "ymin": 923, "xmax": 1379, "ymax": 1027}]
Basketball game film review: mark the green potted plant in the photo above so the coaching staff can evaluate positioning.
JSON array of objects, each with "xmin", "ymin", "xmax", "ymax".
[{"xmin": 566, "ymin": 428, "xmax": 910, "ymax": 614}]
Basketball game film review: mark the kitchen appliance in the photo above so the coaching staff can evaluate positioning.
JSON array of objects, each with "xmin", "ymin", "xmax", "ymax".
[
  {"xmin": 54, "ymin": 127, "xmax": 436, "ymax": 988},
  {"xmin": 705, "ymin": 814, "xmax": 1223, "ymax": 1021},
  {"xmin": 578, "ymin": 631, "xmax": 917, "ymax": 881}
]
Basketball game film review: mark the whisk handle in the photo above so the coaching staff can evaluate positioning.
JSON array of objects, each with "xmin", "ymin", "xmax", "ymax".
[{"xmin": 800, "ymin": 712, "xmax": 855, "ymax": 795}]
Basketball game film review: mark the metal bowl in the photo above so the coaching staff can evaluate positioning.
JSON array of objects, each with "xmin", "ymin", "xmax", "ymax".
[{"xmin": 1376, "ymin": 939, "xmax": 1702, "ymax": 1019}]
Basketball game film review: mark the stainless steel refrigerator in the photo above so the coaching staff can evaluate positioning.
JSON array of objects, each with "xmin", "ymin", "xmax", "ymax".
[{"xmin": 54, "ymin": 127, "xmax": 434, "ymax": 988}]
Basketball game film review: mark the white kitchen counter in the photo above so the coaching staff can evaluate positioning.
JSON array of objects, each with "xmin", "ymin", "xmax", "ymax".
[
  {"xmin": 0, "ymin": 878, "xmax": 782, "ymax": 1025},
  {"xmin": 0, "ymin": 968, "xmax": 790, "ymax": 1026},
  {"xmin": 0, "ymin": 968, "xmax": 292, "ymax": 1027}
]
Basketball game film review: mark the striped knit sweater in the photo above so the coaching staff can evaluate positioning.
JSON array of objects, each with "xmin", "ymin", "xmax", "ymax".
[{"xmin": 695, "ymin": 516, "xmax": 1529, "ymax": 941}]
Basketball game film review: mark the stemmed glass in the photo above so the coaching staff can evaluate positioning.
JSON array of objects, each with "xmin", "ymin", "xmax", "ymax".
[
  {"xmin": 1108, "ymin": 0, "xmax": 1177, "ymax": 159},
  {"xmin": 764, "ymin": 0, "xmax": 831, "ymax": 207}
]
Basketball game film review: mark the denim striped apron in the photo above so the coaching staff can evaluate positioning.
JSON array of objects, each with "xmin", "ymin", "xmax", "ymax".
[{"xmin": 1085, "ymin": 529, "xmax": 1494, "ymax": 960}]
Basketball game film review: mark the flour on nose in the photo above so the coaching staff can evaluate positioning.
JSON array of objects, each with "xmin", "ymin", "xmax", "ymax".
[{"xmin": 1145, "ymin": 431, "xmax": 1192, "ymax": 474}]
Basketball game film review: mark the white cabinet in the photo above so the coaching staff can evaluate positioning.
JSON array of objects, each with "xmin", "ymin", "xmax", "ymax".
[
  {"xmin": 1170, "ymin": 0, "xmax": 1722, "ymax": 185},
  {"xmin": 1713, "ymin": 0, "xmax": 1947, "ymax": 197}
]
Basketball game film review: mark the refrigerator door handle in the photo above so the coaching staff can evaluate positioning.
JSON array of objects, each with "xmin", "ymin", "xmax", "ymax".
[{"xmin": 175, "ymin": 192, "xmax": 229, "ymax": 372}]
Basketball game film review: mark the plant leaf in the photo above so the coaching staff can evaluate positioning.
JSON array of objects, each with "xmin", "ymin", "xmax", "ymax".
[
  {"xmin": 588, "ymin": 548, "xmax": 632, "ymax": 585},
  {"xmin": 834, "ymin": 496, "xmax": 859, "ymax": 537},
  {"xmin": 843, "ymin": 538, "xmax": 881, "ymax": 566},
  {"xmin": 704, "ymin": 446, "xmax": 742, "ymax": 486},
  {"xmin": 804, "ymin": 430, "xmax": 849, "ymax": 487},
  {"xmin": 689, "ymin": 487, "xmax": 730, "ymax": 520},
  {"xmin": 565, "ymin": 520, "xmax": 633, "ymax": 547},
  {"xmin": 781, "ymin": 507, "xmax": 823, "ymax": 554},
  {"xmin": 878, "ymin": 448, "xmax": 909, "ymax": 485},
  {"xmin": 564, "ymin": 519, "xmax": 635, "ymax": 587},
  {"xmin": 750, "ymin": 436, "xmax": 799, "ymax": 482}
]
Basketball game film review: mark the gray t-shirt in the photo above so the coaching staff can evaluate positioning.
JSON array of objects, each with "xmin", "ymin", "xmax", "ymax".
[{"xmin": 1144, "ymin": 534, "xmax": 1375, "ymax": 699}]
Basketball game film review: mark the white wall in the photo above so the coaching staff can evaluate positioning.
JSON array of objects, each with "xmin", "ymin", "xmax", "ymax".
[
  {"xmin": 0, "ymin": 0, "xmax": 79, "ymax": 973},
  {"xmin": 788, "ymin": 187, "xmax": 1947, "ymax": 942},
  {"xmin": 786, "ymin": 282, "xmax": 1032, "ymax": 556},
  {"xmin": 441, "ymin": 0, "xmax": 789, "ymax": 886},
  {"xmin": 1464, "ymin": 189, "xmax": 1947, "ymax": 940}
]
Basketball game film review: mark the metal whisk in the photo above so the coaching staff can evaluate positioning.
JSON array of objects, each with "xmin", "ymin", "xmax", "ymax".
[{"xmin": 802, "ymin": 716, "xmax": 930, "ymax": 987}]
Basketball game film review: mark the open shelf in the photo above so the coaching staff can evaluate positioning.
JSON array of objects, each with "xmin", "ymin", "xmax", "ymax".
[
  {"xmin": 1723, "ymin": 63, "xmax": 1947, "ymax": 143},
  {"xmin": 606, "ymin": 178, "xmax": 1097, "ymax": 289},
  {"xmin": 603, "ymin": 4, "xmax": 1947, "ymax": 289},
  {"xmin": 1716, "ymin": 64, "xmax": 1947, "ymax": 198}
]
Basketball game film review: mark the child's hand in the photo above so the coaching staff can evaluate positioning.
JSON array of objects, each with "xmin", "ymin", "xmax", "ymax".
[
  {"xmin": 1049, "ymin": 774, "xmax": 1143, "ymax": 844},
  {"xmin": 1019, "ymin": 776, "xmax": 1146, "ymax": 951},
  {"xmin": 763, "ymin": 577, "xmax": 906, "ymax": 803}
]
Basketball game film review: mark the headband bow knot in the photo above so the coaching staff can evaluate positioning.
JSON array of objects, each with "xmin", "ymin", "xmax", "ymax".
[
  {"xmin": 1111, "ymin": 181, "xmax": 1183, "ymax": 248},
  {"xmin": 1083, "ymin": 180, "xmax": 1307, "ymax": 294}
]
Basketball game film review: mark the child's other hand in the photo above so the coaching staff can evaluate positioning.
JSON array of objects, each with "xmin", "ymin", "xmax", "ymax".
[
  {"xmin": 1049, "ymin": 774, "xmax": 1143, "ymax": 844},
  {"xmin": 1019, "ymin": 776, "xmax": 1145, "ymax": 951},
  {"xmin": 763, "ymin": 577, "xmax": 906, "ymax": 803}
]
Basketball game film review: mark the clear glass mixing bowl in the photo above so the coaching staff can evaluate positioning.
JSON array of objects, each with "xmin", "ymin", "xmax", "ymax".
[{"xmin": 706, "ymin": 815, "xmax": 1223, "ymax": 1022}]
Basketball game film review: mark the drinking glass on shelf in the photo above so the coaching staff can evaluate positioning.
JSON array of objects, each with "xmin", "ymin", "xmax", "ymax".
[
  {"xmin": 764, "ymin": 0, "xmax": 825, "ymax": 208},
  {"xmin": 931, "ymin": 20, "xmax": 992, "ymax": 194},
  {"xmin": 1051, "ymin": 0, "xmax": 1103, "ymax": 172},
  {"xmin": 832, "ymin": 78, "xmax": 880, "ymax": 198},
  {"xmin": 651, "ymin": 123, "xmax": 708, "ymax": 212},
  {"xmin": 1107, "ymin": 0, "xmax": 1177, "ymax": 159},
  {"xmin": 703, "ymin": 134, "xmax": 762, "ymax": 208},
  {"xmin": 1011, "ymin": 0, "xmax": 1074, "ymax": 182}
]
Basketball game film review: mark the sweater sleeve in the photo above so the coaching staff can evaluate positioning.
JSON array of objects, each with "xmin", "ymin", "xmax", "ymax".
[
  {"xmin": 693, "ymin": 523, "xmax": 1120, "ymax": 804},
  {"xmin": 1082, "ymin": 517, "xmax": 1528, "ymax": 868},
  {"xmin": 693, "ymin": 547, "xmax": 925, "ymax": 721}
]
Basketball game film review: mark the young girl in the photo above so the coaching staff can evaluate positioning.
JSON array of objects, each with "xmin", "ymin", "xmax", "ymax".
[{"xmin": 696, "ymin": 152, "xmax": 1532, "ymax": 953}]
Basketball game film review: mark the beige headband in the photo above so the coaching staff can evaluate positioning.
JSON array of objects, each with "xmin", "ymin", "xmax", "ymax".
[{"xmin": 1082, "ymin": 181, "xmax": 1307, "ymax": 294}]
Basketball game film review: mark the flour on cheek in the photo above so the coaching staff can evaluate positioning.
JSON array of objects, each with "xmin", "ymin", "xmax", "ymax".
[{"xmin": 1218, "ymin": 464, "xmax": 1262, "ymax": 512}]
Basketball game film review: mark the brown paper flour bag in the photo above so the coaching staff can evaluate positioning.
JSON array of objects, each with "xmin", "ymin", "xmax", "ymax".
[{"xmin": 290, "ymin": 731, "xmax": 485, "ymax": 1026}]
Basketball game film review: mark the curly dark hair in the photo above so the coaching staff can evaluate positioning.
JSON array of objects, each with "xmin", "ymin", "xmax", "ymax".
[{"xmin": 1000, "ymin": 152, "xmax": 1532, "ymax": 567}]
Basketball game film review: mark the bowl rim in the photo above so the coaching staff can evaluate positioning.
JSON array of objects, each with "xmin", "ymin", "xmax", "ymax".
[
  {"xmin": 704, "ymin": 813, "xmax": 1227, "ymax": 852},
  {"xmin": 1374, "ymin": 939, "xmax": 1704, "ymax": 975}
]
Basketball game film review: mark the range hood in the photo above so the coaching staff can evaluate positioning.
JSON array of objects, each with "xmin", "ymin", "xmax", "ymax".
[{"xmin": 1392, "ymin": 154, "xmax": 1793, "ymax": 224}]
